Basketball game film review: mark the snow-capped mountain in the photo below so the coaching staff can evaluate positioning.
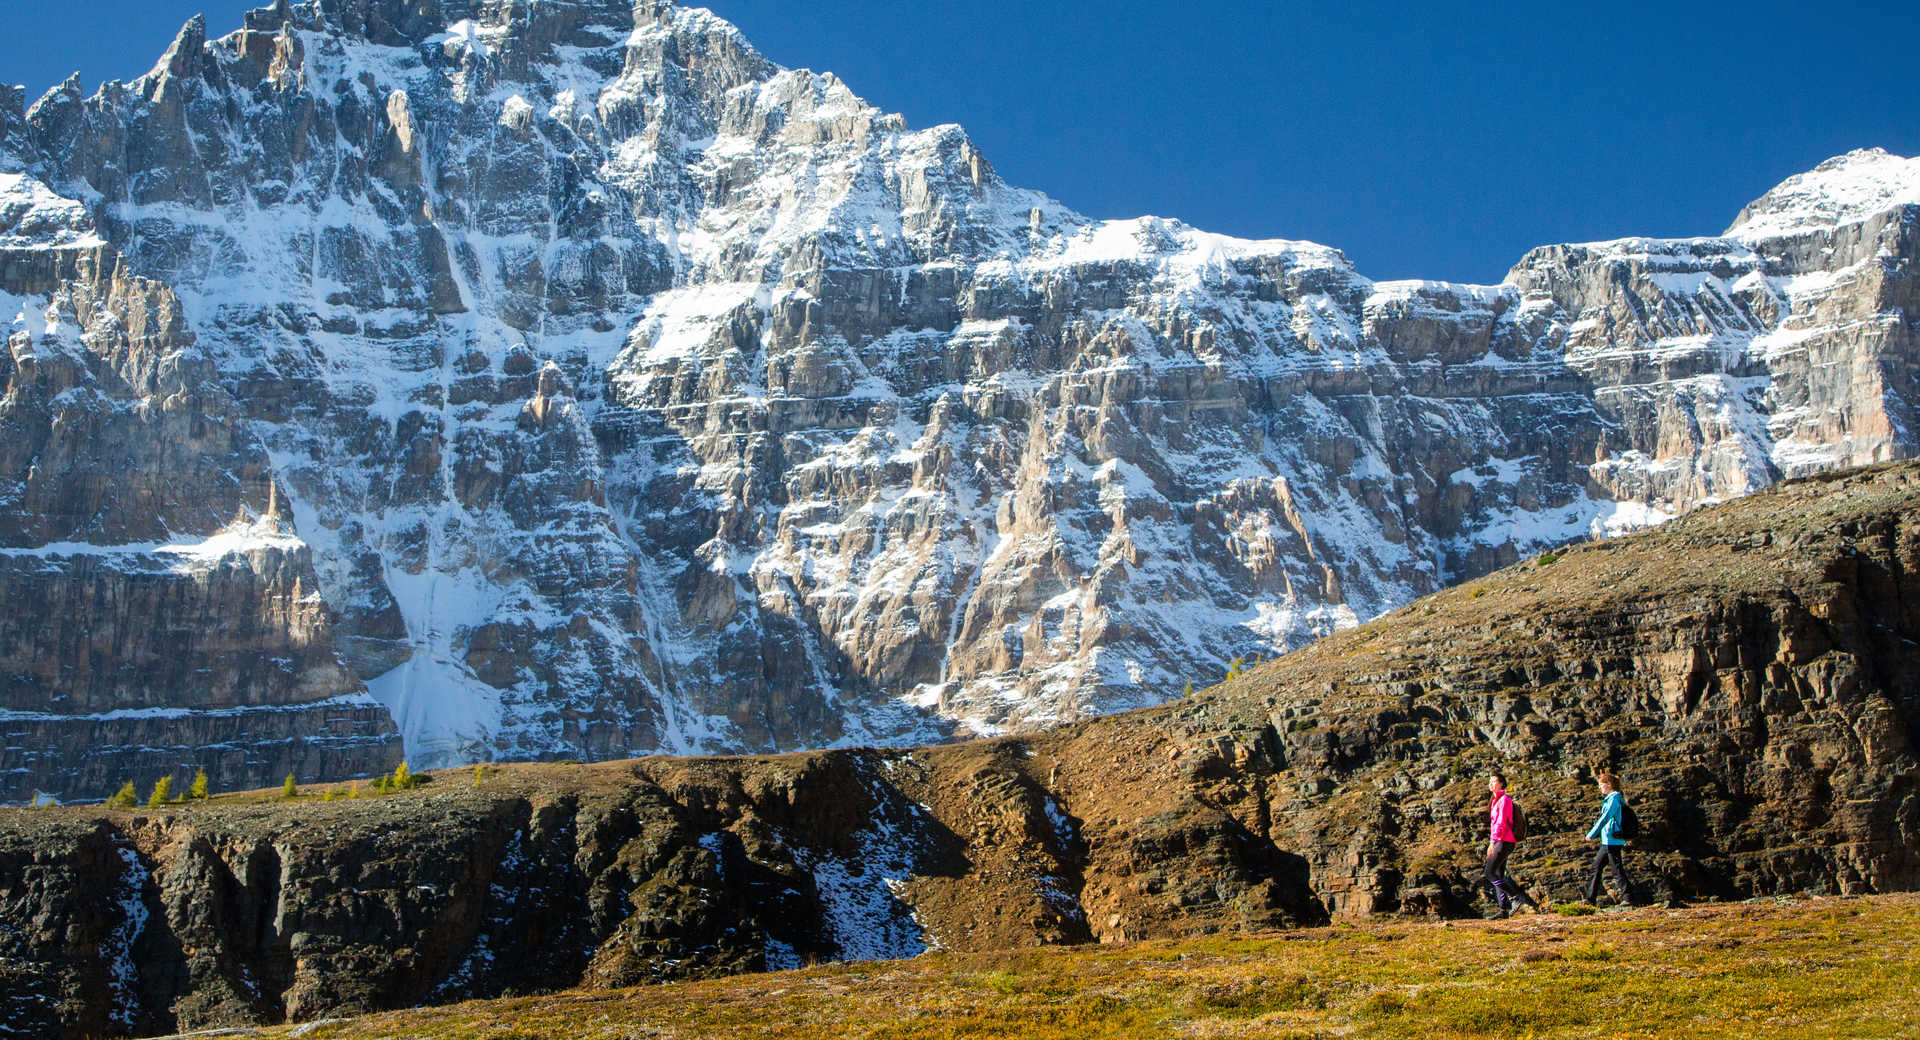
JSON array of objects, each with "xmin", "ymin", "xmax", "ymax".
[{"xmin": 1, "ymin": 0, "xmax": 1915, "ymax": 799}]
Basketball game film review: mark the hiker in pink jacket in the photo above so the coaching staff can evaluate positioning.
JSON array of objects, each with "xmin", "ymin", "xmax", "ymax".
[{"xmin": 1485, "ymin": 772, "xmax": 1539, "ymax": 918}]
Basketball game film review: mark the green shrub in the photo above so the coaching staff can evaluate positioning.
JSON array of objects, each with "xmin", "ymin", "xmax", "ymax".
[
  {"xmin": 981, "ymin": 971, "xmax": 1022, "ymax": 995},
  {"xmin": 107, "ymin": 781, "xmax": 137, "ymax": 808},
  {"xmin": 1553, "ymin": 901, "xmax": 1596, "ymax": 916},
  {"xmin": 1538, "ymin": 551, "xmax": 1562, "ymax": 566},
  {"xmin": 146, "ymin": 776, "xmax": 173, "ymax": 808},
  {"xmin": 1565, "ymin": 938, "xmax": 1616, "ymax": 961}
]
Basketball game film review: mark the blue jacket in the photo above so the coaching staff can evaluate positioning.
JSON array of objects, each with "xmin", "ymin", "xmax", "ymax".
[{"xmin": 1586, "ymin": 791, "xmax": 1627, "ymax": 846}]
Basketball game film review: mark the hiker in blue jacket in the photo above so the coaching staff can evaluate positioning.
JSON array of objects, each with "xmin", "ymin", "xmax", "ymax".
[{"xmin": 1583, "ymin": 770, "xmax": 1634, "ymax": 905}]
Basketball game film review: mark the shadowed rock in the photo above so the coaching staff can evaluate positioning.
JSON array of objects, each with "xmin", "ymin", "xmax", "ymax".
[{"xmin": 3, "ymin": 461, "xmax": 1915, "ymax": 1036}]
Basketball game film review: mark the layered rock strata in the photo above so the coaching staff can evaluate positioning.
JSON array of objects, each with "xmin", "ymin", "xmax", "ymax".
[
  {"xmin": 3, "ymin": 462, "xmax": 1915, "ymax": 1037},
  {"xmin": 1, "ymin": 1, "xmax": 1916, "ymax": 794},
  {"xmin": 0, "ymin": 214, "xmax": 402, "ymax": 799}
]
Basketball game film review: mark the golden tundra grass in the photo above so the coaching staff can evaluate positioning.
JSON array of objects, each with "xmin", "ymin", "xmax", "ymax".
[{"xmin": 278, "ymin": 894, "xmax": 1917, "ymax": 1040}]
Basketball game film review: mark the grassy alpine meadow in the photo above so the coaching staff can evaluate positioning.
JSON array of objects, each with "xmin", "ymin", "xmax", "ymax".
[{"xmin": 273, "ymin": 894, "xmax": 1918, "ymax": 1040}]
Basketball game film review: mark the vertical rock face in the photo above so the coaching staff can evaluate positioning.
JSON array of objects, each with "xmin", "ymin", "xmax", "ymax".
[
  {"xmin": 0, "ymin": 154, "xmax": 402, "ymax": 798},
  {"xmin": 3, "ymin": 463, "xmax": 1916, "ymax": 1039},
  {"xmin": 1, "ymin": 1, "xmax": 1917, "ymax": 795}
]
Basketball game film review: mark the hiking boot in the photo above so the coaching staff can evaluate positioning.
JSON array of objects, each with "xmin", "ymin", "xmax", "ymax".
[{"xmin": 1488, "ymin": 907, "xmax": 1510, "ymax": 920}]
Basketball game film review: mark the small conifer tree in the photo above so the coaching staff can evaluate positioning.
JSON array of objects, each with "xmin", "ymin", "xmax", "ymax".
[
  {"xmin": 188, "ymin": 768, "xmax": 209, "ymax": 801},
  {"xmin": 146, "ymin": 775, "xmax": 173, "ymax": 808},
  {"xmin": 393, "ymin": 761, "xmax": 412, "ymax": 791},
  {"xmin": 322, "ymin": 787, "xmax": 336, "ymax": 802},
  {"xmin": 1182, "ymin": 680, "xmax": 1194, "ymax": 698},
  {"xmin": 108, "ymin": 781, "xmax": 138, "ymax": 808},
  {"xmin": 473, "ymin": 764, "xmax": 485, "ymax": 788},
  {"xmin": 282, "ymin": 773, "xmax": 298, "ymax": 799},
  {"xmin": 349, "ymin": 780, "xmax": 359, "ymax": 799}
]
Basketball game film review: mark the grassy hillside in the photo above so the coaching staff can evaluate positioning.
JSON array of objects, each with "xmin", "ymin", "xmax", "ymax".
[
  {"xmin": 277, "ymin": 894, "xmax": 1918, "ymax": 1040},
  {"xmin": 10, "ymin": 465, "xmax": 1919, "ymax": 1040}
]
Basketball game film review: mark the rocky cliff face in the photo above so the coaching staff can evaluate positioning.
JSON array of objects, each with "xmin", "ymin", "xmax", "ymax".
[
  {"xmin": 2, "ymin": 0, "xmax": 1917, "ymax": 798},
  {"xmin": 3, "ymin": 461, "xmax": 1916, "ymax": 1038},
  {"xmin": 0, "ymin": 179, "xmax": 403, "ymax": 801}
]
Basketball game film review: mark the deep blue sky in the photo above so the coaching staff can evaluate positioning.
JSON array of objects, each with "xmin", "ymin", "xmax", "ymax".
[{"xmin": 3, "ymin": 1, "xmax": 1916, "ymax": 283}]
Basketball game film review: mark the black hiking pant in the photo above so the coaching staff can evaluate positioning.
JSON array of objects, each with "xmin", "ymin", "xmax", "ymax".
[
  {"xmin": 1484, "ymin": 840, "xmax": 1533, "ymax": 910},
  {"xmin": 1584, "ymin": 843, "xmax": 1632, "ymax": 904}
]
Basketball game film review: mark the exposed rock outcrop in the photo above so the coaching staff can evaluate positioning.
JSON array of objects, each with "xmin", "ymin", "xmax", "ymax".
[
  {"xmin": 0, "ymin": 237, "xmax": 402, "ymax": 800},
  {"xmin": 4, "ymin": 462, "xmax": 1915, "ymax": 1037},
  {"xmin": 2, "ymin": 0, "xmax": 1917, "ymax": 795}
]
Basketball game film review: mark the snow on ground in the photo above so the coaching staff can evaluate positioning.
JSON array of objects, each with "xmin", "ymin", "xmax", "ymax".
[
  {"xmin": 788, "ymin": 764, "xmax": 939, "ymax": 961},
  {"xmin": 0, "ymin": 691, "xmax": 381, "ymax": 723},
  {"xmin": 5, "ymin": 0, "xmax": 1913, "ymax": 771},
  {"xmin": 104, "ymin": 844, "xmax": 150, "ymax": 1032},
  {"xmin": 0, "ymin": 515, "xmax": 310, "ymax": 574},
  {"xmin": 0, "ymin": 171, "xmax": 106, "ymax": 250},
  {"xmin": 1728, "ymin": 149, "xmax": 1920, "ymax": 240},
  {"xmin": 364, "ymin": 652, "xmax": 504, "ymax": 771}
]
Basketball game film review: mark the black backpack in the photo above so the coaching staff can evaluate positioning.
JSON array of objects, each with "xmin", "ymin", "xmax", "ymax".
[
  {"xmin": 1509, "ymin": 800, "xmax": 1528, "ymax": 841},
  {"xmin": 1618, "ymin": 802, "xmax": 1640, "ymax": 842}
]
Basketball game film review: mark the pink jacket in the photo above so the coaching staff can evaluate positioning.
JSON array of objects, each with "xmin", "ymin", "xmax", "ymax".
[{"xmin": 1489, "ymin": 792, "xmax": 1517, "ymax": 843}]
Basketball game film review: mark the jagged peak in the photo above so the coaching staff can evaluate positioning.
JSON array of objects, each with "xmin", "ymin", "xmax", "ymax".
[
  {"xmin": 23, "ymin": 72, "xmax": 83, "ymax": 125},
  {"xmin": 243, "ymin": 0, "xmax": 296, "ymax": 33},
  {"xmin": 1725, "ymin": 147, "xmax": 1920, "ymax": 240},
  {"xmin": 143, "ymin": 13, "xmax": 210, "ymax": 84},
  {"xmin": 285, "ymin": 0, "xmax": 703, "ymax": 50}
]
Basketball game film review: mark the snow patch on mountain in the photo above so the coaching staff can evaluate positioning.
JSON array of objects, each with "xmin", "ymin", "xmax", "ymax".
[
  {"xmin": 0, "ymin": 172, "xmax": 103, "ymax": 250},
  {"xmin": 1, "ymin": 1, "xmax": 1915, "ymax": 781},
  {"xmin": 1728, "ymin": 148, "xmax": 1920, "ymax": 239}
]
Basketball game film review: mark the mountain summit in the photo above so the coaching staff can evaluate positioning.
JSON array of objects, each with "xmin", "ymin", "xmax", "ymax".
[{"xmin": 1, "ymin": 1, "xmax": 1917, "ymax": 798}]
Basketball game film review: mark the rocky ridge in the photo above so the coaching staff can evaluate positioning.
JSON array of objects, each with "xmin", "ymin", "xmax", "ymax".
[
  {"xmin": 1, "ymin": 1, "xmax": 1918, "ymax": 797},
  {"xmin": 2, "ymin": 460, "xmax": 1915, "ymax": 1037}
]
